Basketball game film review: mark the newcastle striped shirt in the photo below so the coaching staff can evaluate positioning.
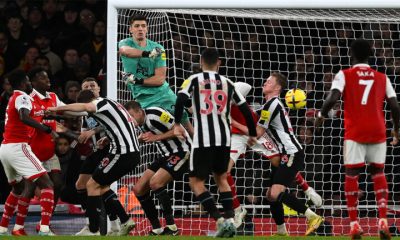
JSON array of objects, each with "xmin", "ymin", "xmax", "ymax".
[{"xmin": 91, "ymin": 97, "xmax": 140, "ymax": 154}]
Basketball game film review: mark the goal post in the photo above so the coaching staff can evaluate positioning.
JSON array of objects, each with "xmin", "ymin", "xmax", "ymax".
[{"xmin": 107, "ymin": 1, "xmax": 400, "ymax": 236}]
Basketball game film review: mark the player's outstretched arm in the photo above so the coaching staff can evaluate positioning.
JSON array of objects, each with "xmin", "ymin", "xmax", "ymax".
[
  {"xmin": 388, "ymin": 97, "xmax": 400, "ymax": 145},
  {"xmin": 19, "ymin": 108, "xmax": 55, "ymax": 135},
  {"xmin": 47, "ymin": 103, "xmax": 96, "ymax": 114},
  {"xmin": 315, "ymin": 89, "xmax": 341, "ymax": 127}
]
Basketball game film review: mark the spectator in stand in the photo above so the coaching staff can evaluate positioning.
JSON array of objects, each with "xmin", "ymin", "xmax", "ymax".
[
  {"xmin": 53, "ymin": 3, "xmax": 87, "ymax": 56},
  {"xmin": 6, "ymin": 14, "xmax": 29, "ymax": 49},
  {"xmin": 34, "ymin": 30, "xmax": 63, "ymax": 74},
  {"xmin": 24, "ymin": 5, "xmax": 44, "ymax": 44},
  {"xmin": 41, "ymin": 0, "xmax": 64, "ymax": 39},
  {"xmin": 80, "ymin": 19, "xmax": 106, "ymax": 76},
  {"xmin": 55, "ymin": 48, "xmax": 80, "ymax": 89},
  {"xmin": 19, "ymin": 45, "xmax": 40, "ymax": 73},
  {"xmin": 79, "ymin": 8, "xmax": 96, "ymax": 36},
  {"xmin": 73, "ymin": 60, "xmax": 91, "ymax": 83},
  {"xmin": 0, "ymin": 31, "xmax": 24, "ymax": 74},
  {"xmin": 0, "ymin": 75, "xmax": 12, "ymax": 142},
  {"xmin": 63, "ymin": 81, "xmax": 81, "ymax": 104},
  {"xmin": 34, "ymin": 55, "xmax": 52, "ymax": 75}
]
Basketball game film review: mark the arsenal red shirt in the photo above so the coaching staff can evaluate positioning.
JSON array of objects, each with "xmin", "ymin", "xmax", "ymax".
[
  {"xmin": 231, "ymin": 104, "xmax": 258, "ymax": 135},
  {"xmin": 2, "ymin": 90, "xmax": 34, "ymax": 144},
  {"xmin": 29, "ymin": 89, "xmax": 64, "ymax": 161},
  {"xmin": 331, "ymin": 64, "xmax": 396, "ymax": 143}
]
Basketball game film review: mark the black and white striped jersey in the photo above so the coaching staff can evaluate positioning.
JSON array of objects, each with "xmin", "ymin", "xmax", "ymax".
[
  {"xmin": 81, "ymin": 116, "xmax": 106, "ymax": 152},
  {"xmin": 143, "ymin": 107, "xmax": 191, "ymax": 156},
  {"xmin": 257, "ymin": 97, "xmax": 302, "ymax": 155},
  {"xmin": 179, "ymin": 71, "xmax": 246, "ymax": 148},
  {"xmin": 91, "ymin": 97, "xmax": 140, "ymax": 154}
]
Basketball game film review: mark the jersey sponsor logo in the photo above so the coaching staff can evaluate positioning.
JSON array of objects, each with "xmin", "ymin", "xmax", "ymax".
[
  {"xmin": 160, "ymin": 112, "xmax": 170, "ymax": 123},
  {"xmin": 181, "ymin": 79, "xmax": 190, "ymax": 89},
  {"xmin": 100, "ymin": 157, "xmax": 110, "ymax": 168},
  {"xmin": 260, "ymin": 110, "xmax": 270, "ymax": 121},
  {"xmin": 86, "ymin": 117, "xmax": 97, "ymax": 129}
]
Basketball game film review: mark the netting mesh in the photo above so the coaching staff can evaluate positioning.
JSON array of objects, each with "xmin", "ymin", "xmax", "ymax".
[{"xmin": 115, "ymin": 9, "xmax": 400, "ymax": 236}]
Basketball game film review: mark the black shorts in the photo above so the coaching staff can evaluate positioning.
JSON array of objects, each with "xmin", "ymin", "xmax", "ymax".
[
  {"xmin": 80, "ymin": 146, "xmax": 110, "ymax": 174},
  {"xmin": 92, "ymin": 151, "xmax": 140, "ymax": 186},
  {"xmin": 273, "ymin": 150, "xmax": 305, "ymax": 187},
  {"xmin": 189, "ymin": 146, "xmax": 230, "ymax": 180},
  {"xmin": 148, "ymin": 151, "xmax": 189, "ymax": 180}
]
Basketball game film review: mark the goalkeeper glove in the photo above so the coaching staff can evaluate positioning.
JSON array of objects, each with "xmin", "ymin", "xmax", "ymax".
[
  {"xmin": 142, "ymin": 47, "xmax": 163, "ymax": 59},
  {"xmin": 122, "ymin": 72, "xmax": 144, "ymax": 85}
]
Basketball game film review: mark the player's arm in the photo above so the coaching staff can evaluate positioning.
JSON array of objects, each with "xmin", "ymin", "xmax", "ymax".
[
  {"xmin": 386, "ymin": 77, "xmax": 400, "ymax": 144},
  {"xmin": 48, "ymin": 103, "xmax": 96, "ymax": 113},
  {"xmin": 316, "ymin": 71, "xmax": 344, "ymax": 126},
  {"xmin": 119, "ymin": 46, "xmax": 162, "ymax": 59},
  {"xmin": 78, "ymin": 125, "xmax": 105, "ymax": 144},
  {"xmin": 140, "ymin": 128, "xmax": 176, "ymax": 143},
  {"xmin": 19, "ymin": 108, "xmax": 53, "ymax": 135},
  {"xmin": 232, "ymin": 119, "xmax": 249, "ymax": 135},
  {"xmin": 141, "ymin": 66, "xmax": 166, "ymax": 87}
]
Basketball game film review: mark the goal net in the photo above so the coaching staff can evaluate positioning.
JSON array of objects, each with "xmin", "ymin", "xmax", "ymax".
[{"xmin": 113, "ymin": 8, "xmax": 400, "ymax": 236}]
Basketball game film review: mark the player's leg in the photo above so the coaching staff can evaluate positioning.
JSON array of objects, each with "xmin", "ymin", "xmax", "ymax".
[
  {"xmin": 0, "ymin": 180, "xmax": 24, "ymax": 235},
  {"xmin": 132, "ymin": 160, "xmax": 162, "ymax": 235},
  {"xmin": 229, "ymin": 134, "xmax": 248, "ymax": 228},
  {"xmin": 83, "ymin": 152, "xmax": 140, "ymax": 236},
  {"xmin": 213, "ymin": 146, "xmax": 236, "ymax": 237},
  {"xmin": 343, "ymin": 140, "xmax": 365, "ymax": 239},
  {"xmin": 189, "ymin": 148, "xmax": 223, "ymax": 221},
  {"xmin": 294, "ymin": 171, "xmax": 323, "ymax": 207},
  {"xmin": 366, "ymin": 142, "xmax": 390, "ymax": 239},
  {"xmin": 149, "ymin": 152, "xmax": 189, "ymax": 235},
  {"xmin": 268, "ymin": 152, "xmax": 323, "ymax": 236}
]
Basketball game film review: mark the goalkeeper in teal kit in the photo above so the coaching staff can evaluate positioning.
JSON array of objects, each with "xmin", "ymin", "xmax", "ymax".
[{"xmin": 119, "ymin": 14, "xmax": 192, "ymax": 134}]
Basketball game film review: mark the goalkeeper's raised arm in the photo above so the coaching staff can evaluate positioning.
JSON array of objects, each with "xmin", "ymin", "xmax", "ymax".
[{"xmin": 118, "ymin": 13, "xmax": 192, "ymax": 134}]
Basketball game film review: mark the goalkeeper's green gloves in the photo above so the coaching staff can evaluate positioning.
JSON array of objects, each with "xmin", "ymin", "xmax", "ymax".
[
  {"xmin": 122, "ymin": 72, "xmax": 144, "ymax": 85},
  {"xmin": 142, "ymin": 47, "xmax": 163, "ymax": 59}
]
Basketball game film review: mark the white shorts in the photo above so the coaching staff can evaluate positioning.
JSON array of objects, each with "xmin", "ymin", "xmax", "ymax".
[
  {"xmin": 0, "ymin": 143, "xmax": 46, "ymax": 184},
  {"xmin": 42, "ymin": 154, "xmax": 61, "ymax": 173},
  {"xmin": 230, "ymin": 134, "xmax": 280, "ymax": 163},
  {"xmin": 343, "ymin": 140, "xmax": 386, "ymax": 168}
]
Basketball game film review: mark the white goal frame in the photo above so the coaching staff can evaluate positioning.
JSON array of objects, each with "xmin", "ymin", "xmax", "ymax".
[{"xmin": 106, "ymin": 0, "xmax": 400, "ymax": 100}]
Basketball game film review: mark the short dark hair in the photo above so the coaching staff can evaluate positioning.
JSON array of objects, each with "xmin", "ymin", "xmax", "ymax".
[
  {"xmin": 129, "ymin": 14, "xmax": 147, "ymax": 25},
  {"xmin": 77, "ymin": 89, "xmax": 95, "ymax": 103},
  {"xmin": 124, "ymin": 100, "xmax": 142, "ymax": 111},
  {"xmin": 201, "ymin": 48, "xmax": 219, "ymax": 66},
  {"xmin": 8, "ymin": 69, "xmax": 28, "ymax": 89},
  {"xmin": 27, "ymin": 67, "xmax": 46, "ymax": 82},
  {"xmin": 351, "ymin": 39, "xmax": 372, "ymax": 63},
  {"xmin": 82, "ymin": 77, "xmax": 98, "ymax": 84},
  {"xmin": 271, "ymin": 72, "xmax": 287, "ymax": 90}
]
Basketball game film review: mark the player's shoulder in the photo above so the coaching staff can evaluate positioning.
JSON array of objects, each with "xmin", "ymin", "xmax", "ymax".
[
  {"xmin": 146, "ymin": 106, "xmax": 168, "ymax": 114},
  {"xmin": 147, "ymin": 39, "xmax": 164, "ymax": 50},
  {"xmin": 118, "ymin": 37, "xmax": 133, "ymax": 47}
]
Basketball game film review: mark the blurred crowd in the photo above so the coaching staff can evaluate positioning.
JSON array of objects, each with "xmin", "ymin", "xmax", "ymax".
[{"xmin": 0, "ymin": 0, "xmax": 107, "ymax": 203}]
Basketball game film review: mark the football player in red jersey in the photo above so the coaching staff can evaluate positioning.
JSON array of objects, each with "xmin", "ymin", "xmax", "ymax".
[
  {"xmin": 317, "ymin": 39, "xmax": 400, "ymax": 240},
  {"xmin": 28, "ymin": 67, "xmax": 65, "ymax": 233},
  {"xmin": 0, "ymin": 69, "xmax": 56, "ymax": 236}
]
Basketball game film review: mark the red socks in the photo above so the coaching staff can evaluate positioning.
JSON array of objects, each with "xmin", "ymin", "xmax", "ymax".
[
  {"xmin": 344, "ymin": 174, "xmax": 359, "ymax": 222},
  {"xmin": 15, "ymin": 197, "xmax": 30, "ymax": 226},
  {"xmin": 40, "ymin": 188, "xmax": 54, "ymax": 226},
  {"xmin": 295, "ymin": 172, "xmax": 309, "ymax": 192},
  {"xmin": 0, "ymin": 192, "xmax": 19, "ymax": 227},
  {"xmin": 227, "ymin": 173, "xmax": 240, "ymax": 209},
  {"xmin": 372, "ymin": 172, "xmax": 388, "ymax": 219}
]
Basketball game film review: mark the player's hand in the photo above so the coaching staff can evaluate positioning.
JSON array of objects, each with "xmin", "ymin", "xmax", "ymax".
[
  {"xmin": 149, "ymin": 47, "xmax": 163, "ymax": 59},
  {"xmin": 50, "ymin": 130, "xmax": 59, "ymax": 140},
  {"xmin": 96, "ymin": 137, "xmax": 109, "ymax": 149},
  {"xmin": 315, "ymin": 111, "xmax": 325, "ymax": 128},
  {"xmin": 173, "ymin": 124, "xmax": 185, "ymax": 140},
  {"xmin": 78, "ymin": 130, "xmax": 95, "ymax": 144},
  {"xmin": 45, "ymin": 107, "xmax": 58, "ymax": 114},
  {"xmin": 140, "ymin": 132, "xmax": 158, "ymax": 143},
  {"xmin": 121, "ymin": 72, "xmax": 143, "ymax": 85},
  {"xmin": 390, "ymin": 130, "xmax": 399, "ymax": 145},
  {"xmin": 247, "ymin": 136, "xmax": 257, "ymax": 147}
]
